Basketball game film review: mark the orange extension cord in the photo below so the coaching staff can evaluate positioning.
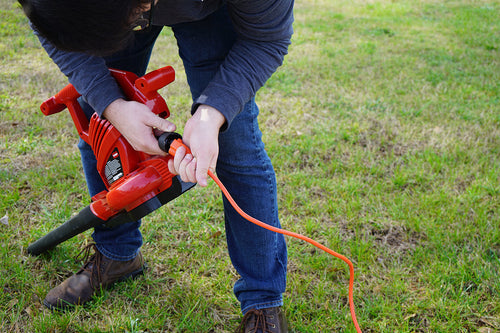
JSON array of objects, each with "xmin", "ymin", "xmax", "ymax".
[{"xmin": 207, "ymin": 170, "xmax": 362, "ymax": 333}]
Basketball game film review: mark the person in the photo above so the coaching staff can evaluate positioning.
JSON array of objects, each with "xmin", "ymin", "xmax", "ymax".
[{"xmin": 19, "ymin": 0, "xmax": 293, "ymax": 331}]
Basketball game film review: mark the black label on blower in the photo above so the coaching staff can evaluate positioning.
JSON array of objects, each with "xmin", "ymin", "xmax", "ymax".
[{"xmin": 105, "ymin": 148, "xmax": 123, "ymax": 185}]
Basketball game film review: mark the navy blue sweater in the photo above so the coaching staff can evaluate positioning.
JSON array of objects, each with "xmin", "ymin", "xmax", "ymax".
[{"xmin": 36, "ymin": 0, "xmax": 294, "ymax": 129}]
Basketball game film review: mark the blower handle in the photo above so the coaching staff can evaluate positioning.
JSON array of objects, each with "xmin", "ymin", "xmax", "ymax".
[{"xmin": 39, "ymin": 66, "xmax": 176, "ymax": 145}]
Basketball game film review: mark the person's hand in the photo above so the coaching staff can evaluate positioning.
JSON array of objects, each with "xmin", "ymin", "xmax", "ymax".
[
  {"xmin": 103, "ymin": 98, "xmax": 176, "ymax": 156},
  {"xmin": 168, "ymin": 104, "xmax": 226, "ymax": 187}
]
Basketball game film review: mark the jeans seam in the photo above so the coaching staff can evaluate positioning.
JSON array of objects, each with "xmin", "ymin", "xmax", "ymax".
[
  {"xmin": 242, "ymin": 298, "xmax": 284, "ymax": 315},
  {"xmin": 252, "ymin": 107, "xmax": 287, "ymax": 304},
  {"xmin": 253, "ymin": 116, "xmax": 282, "ymax": 274},
  {"xmin": 95, "ymin": 243, "xmax": 139, "ymax": 261}
]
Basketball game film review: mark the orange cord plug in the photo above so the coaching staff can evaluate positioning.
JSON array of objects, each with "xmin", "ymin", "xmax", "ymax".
[{"xmin": 207, "ymin": 170, "xmax": 363, "ymax": 333}]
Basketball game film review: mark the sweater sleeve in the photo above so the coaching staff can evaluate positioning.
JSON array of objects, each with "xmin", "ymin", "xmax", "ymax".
[
  {"xmin": 191, "ymin": 0, "xmax": 294, "ymax": 130},
  {"xmin": 33, "ymin": 27, "xmax": 125, "ymax": 117}
]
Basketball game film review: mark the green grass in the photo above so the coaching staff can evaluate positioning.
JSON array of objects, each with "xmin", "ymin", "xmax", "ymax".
[{"xmin": 1, "ymin": 0, "xmax": 499, "ymax": 331}]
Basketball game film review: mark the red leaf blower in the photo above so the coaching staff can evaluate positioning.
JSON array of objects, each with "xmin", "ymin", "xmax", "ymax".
[
  {"xmin": 27, "ymin": 66, "xmax": 363, "ymax": 332},
  {"xmin": 27, "ymin": 66, "xmax": 194, "ymax": 255}
]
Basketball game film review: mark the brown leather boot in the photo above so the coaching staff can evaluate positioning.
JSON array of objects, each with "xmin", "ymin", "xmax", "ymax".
[
  {"xmin": 236, "ymin": 306, "xmax": 288, "ymax": 333},
  {"xmin": 43, "ymin": 243, "xmax": 146, "ymax": 311}
]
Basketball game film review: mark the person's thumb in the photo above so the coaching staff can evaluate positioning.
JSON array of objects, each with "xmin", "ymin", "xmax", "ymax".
[{"xmin": 195, "ymin": 159, "xmax": 209, "ymax": 187}]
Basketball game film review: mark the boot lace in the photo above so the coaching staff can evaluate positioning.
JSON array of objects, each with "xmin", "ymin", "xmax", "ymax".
[
  {"xmin": 74, "ymin": 243, "xmax": 102, "ymax": 289},
  {"xmin": 236, "ymin": 308, "xmax": 277, "ymax": 333}
]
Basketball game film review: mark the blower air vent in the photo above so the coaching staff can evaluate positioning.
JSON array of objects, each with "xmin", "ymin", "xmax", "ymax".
[
  {"xmin": 89, "ymin": 113, "xmax": 114, "ymax": 155},
  {"xmin": 87, "ymin": 113, "xmax": 140, "ymax": 187}
]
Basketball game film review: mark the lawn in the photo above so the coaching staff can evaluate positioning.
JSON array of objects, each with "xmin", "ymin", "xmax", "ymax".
[{"xmin": 0, "ymin": 0, "xmax": 498, "ymax": 332}]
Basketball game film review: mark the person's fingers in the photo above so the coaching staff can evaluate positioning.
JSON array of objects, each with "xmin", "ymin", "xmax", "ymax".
[
  {"xmin": 195, "ymin": 156, "xmax": 210, "ymax": 187},
  {"xmin": 185, "ymin": 157, "xmax": 197, "ymax": 184},
  {"xmin": 173, "ymin": 146, "xmax": 187, "ymax": 172},
  {"xmin": 178, "ymin": 154, "xmax": 193, "ymax": 182},
  {"xmin": 167, "ymin": 158, "xmax": 175, "ymax": 175},
  {"xmin": 145, "ymin": 113, "xmax": 176, "ymax": 133},
  {"xmin": 141, "ymin": 131, "xmax": 167, "ymax": 155}
]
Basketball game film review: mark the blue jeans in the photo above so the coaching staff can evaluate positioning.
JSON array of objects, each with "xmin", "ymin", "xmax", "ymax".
[{"xmin": 78, "ymin": 6, "xmax": 287, "ymax": 313}]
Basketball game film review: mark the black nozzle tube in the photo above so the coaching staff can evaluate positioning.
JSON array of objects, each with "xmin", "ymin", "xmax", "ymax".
[{"xmin": 27, "ymin": 206, "xmax": 105, "ymax": 256}]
